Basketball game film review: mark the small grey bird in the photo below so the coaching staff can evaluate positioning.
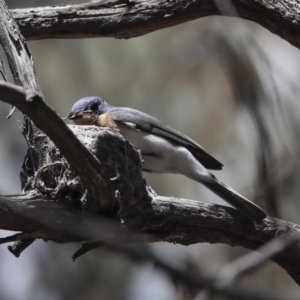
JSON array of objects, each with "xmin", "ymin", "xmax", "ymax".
[{"xmin": 67, "ymin": 96, "xmax": 267, "ymax": 222}]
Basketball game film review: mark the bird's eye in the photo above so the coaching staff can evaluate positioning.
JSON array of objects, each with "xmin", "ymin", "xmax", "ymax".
[{"xmin": 90, "ymin": 103, "xmax": 98, "ymax": 111}]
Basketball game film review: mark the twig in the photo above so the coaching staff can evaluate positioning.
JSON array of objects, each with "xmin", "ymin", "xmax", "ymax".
[
  {"xmin": 8, "ymin": 238, "xmax": 36, "ymax": 257},
  {"xmin": 198, "ymin": 235, "xmax": 299, "ymax": 299},
  {"xmin": 0, "ymin": 58, "xmax": 7, "ymax": 81},
  {"xmin": 72, "ymin": 241, "xmax": 104, "ymax": 261},
  {"xmin": 216, "ymin": 235, "xmax": 299, "ymax": 287},
  {"xmin": 0, "ymin": 232, "xmax": 25, "ymax": 244},
  {"xmin": 0, "ymin": 232, "xmax": 36, "ymax": 257},
  {"xmin": 32, "ymin": 162, "xmax": 66, "ymax": 188},
  {"xmin": 103, "ymin": 243, "xmax": 298, "ymax": 300}
]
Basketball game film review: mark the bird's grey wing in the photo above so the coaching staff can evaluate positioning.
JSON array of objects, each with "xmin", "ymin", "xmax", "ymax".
[{"xmin": 109, "ymin": 107, "xmax": 223, "ymax": 170}]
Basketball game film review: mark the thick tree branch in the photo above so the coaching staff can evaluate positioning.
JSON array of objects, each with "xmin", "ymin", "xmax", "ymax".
[
  {"xmin": 0, "ymin": 0, "xmax": 42, "ymax": 118},
  {"xmin": 0, "ymin": 0, "xmax": 113, "ymax": 212},
  {"xmin": 0, "ymin": 0, "xmax": 41, "ymax": 93},
  {"xmin": 0, "ymin": 196, "xmax": 296, "ymax": 300},
  {"xmin": 0, "ymin": 81, "xmax": 113, "ymax": 211},
  {"xmin": 10, "ymin": 0, "xmax": 300, "ymax": 49},
  {"xmin": 0, "ymin": 192, "xmax": 300, "ymax": 286}
]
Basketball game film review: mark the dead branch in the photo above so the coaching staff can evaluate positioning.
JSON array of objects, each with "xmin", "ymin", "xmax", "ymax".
[{"xmin": 10, "ymin": 0, "xmax": 300, "ymax": 49}]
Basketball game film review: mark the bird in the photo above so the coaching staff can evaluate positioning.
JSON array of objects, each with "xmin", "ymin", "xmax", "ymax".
[{"xmin": 66, "ymin": 96, "xmax": 267, "ymax": 222}]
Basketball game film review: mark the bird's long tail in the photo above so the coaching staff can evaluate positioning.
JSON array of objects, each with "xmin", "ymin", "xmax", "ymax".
[{"xmin": 201, "ymin": 175, "xmax": 267, "ymax": 222}]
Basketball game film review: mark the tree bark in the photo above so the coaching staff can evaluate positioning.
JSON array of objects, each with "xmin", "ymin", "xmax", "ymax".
[
  {"xmin": 1, "ymin": 118, "xmax": 300, "ymax": 285},
  {"xmin": 11, "ymin": 0, "xmax": 300, "ymax": 49}
]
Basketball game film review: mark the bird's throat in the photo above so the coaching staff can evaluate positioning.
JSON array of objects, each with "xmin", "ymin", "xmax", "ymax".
[{"xmin": 73, "ymin": 114, "xmax": 97, "ymax": 125}]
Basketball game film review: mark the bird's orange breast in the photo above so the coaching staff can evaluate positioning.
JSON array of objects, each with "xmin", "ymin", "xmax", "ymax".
[{"xmin": 96, "ymin": 112, "xmax": 118, "ymax": 129}]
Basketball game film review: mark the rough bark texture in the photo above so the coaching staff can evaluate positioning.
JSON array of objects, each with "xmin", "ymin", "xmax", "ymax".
[
  {"xmin": 10, "ymin": 0, "xmax": 300, "ymax": 49},
  {"xmin": 1, "ymin": 123, "xmax": 300, "ymax": 285},
  {"xmin": 0, "ymin": 0, "xmax": 41, "ymax": 93}
]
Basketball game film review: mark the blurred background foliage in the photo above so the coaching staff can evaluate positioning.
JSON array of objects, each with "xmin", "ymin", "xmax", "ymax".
[{"xmin": 0, "ymin": 0, "xmax": 300, "ymax": 299}]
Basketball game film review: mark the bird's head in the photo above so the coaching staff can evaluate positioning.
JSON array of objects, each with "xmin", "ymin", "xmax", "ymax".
[{"xmin": 66, "ymin": 96, "xmax": 113, "ymax": 125}]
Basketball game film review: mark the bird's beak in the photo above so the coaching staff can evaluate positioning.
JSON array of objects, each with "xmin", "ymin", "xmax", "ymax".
[
  {"xmin": 63, "ymin": 110, "xmax": 95, "ymax": 121},
  {"xmin": 63, "ymin": 110, "xmax": 84, "ymax": 120}
]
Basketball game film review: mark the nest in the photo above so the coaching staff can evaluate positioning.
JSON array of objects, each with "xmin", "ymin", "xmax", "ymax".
[{"xmin": 20, "ymin": 119, "xmax": 148, "ymax": 213}]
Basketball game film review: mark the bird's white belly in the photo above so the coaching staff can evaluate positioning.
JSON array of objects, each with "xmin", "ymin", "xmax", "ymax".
[
  {"xmin": 118, "ymin": 125, "xmax": 173, "ymax": 172},
  {"xmin": 117, "ymin": 123, "xmax": 207, "ymax": 176}
]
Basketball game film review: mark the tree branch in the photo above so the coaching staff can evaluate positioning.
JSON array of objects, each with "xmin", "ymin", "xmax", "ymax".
[
  {"xmin": 198, "ymin": 235, "xmax": 300, "ymax": 299},
  {"xmin": 0, "ymin": 191, "xmax": 300, "ymax": 287},
  {"xmin": 0, "ymin": 0, "xmax": 41, "ymax": 93},
  {"xmin": 0, "ymin": 197, "xmax": 295, "ymax": 300},
  {"xmin": 0, "ymin": 0, "xmax": 113, "ymax": 212},
  {"xmin": 104, "ymin": 243, "xmax": 297, "ymax": 300},
  {"xmin": 0, "ymin": 81, "xmax": 114, "ymax": 211},
  {"xmin": 10, "ymin": 0, "xmax": 300, "ymax": 49}
]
